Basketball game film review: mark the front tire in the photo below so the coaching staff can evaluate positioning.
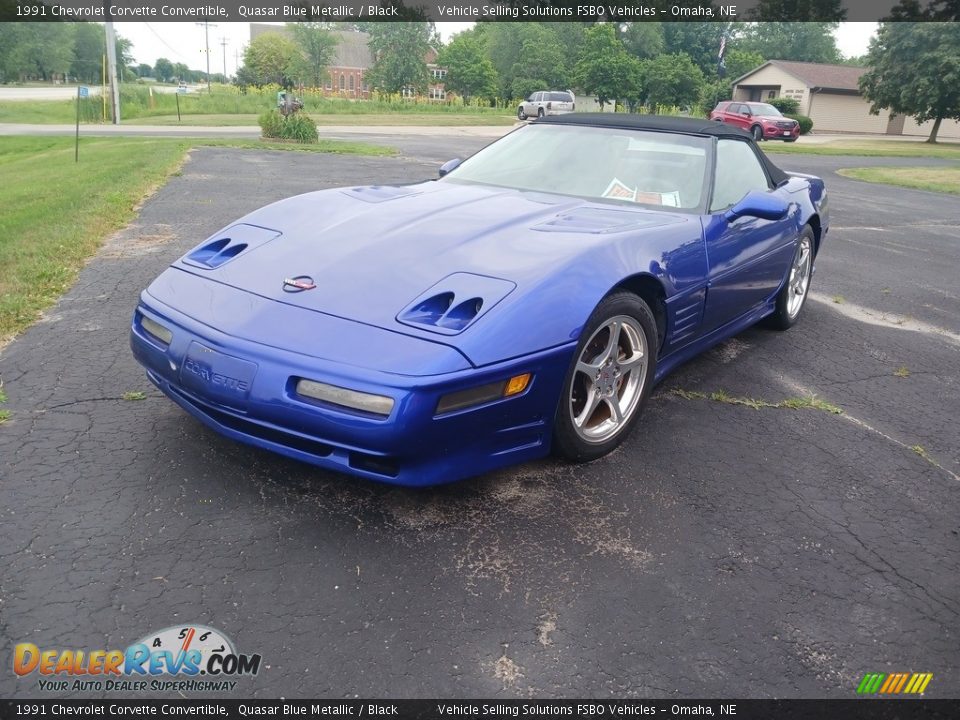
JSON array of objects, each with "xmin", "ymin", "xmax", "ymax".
[
  {"xmin": 767, "ymin": 225, "xmax": 815, "ymax": 330},
  {"xmin": 553, "ymin": 292, "xmax": 658, "ymax": 462},
  {"xmin": 537, "ymin": 107, "xmax": 545, "ymax": 118},
  {"xmin": 751, "ymin": 124, "xmax": 763, "ymax": 141},
  {"xmin": 517, "ymin": 106, "xmax": 526, "ymax": 120}
]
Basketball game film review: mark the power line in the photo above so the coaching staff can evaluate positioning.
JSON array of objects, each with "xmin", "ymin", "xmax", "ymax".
[{"xmin": 142, "ymin": 22, "xmax": 191, "ymax": 63}]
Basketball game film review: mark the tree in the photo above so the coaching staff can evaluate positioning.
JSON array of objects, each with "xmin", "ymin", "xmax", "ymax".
[
  {"xmin": 883, "ymin": 0, "xmax": 958, "ymax": 20},
  {"xmin": 70, "ymin": 22, "xmax": 103, "ymax": 84},
  {"xmin": 361, "ymin": 21, "xmax": 432, "ymax": 94},
  {"xmin": 2, "ymin": 23, "xmax": 73, "ymax": 81},
  {"xmin": 114, "ymin": 35, "xmax": 133, "ymax": 70},
  {"xmin": 644, "ymin": 53, "xmax": 705, "ymax": 111},
  {"xmin": 620, "ymin": 21, "xmax": 664, "ymax": 60},
  {"xmin": 172, "ymin": 62, "xmax": 190, "ymax": 83},
  {"xmin": 241, "ymin": 33, "xmax": 300, "ymax": 88},
  {"xmin": 662, "ymin": 22, "xmax": 729, "ymax": 77},
  {"xmin": 859, "ymin": 22, "xmax": 960, "ymax": 142},
  {"xmin": 576, "ymin": 23, "xmax": 634, "ymax": 110},
  {"xmin": 738, "ymin": 23, "xmax": 841, "ymax": 64},
  {"xmin": 509, "ymin": 24, "xmax": 569, "ymax": 101},
  {"xmin": 747, "ymin": 0, "xmax": 846, "ymax": 21},
  {"xmin": 287, "ymin": 22, "xmax": 336, "ymax": 89},
  {"xmin": 484, "ymin": 23, "xmax": 525, "ymax": 100},
  {"xmin": 439, "ymin": 30, "xmax": 497, "ymax": 105},
  {"xmin": 618, "ymin": 55, "xmax": 648, "ymax": 113},
  {"xmin": 154, "ymin": 58, "xmax": 174, "ymax": 83},
  {"xmin": 485, "ymin": 23, "xmax": 578, "ymax": 101},
  {"xmin": 136, "ymin": 63, "xmax": 153, "ymax": 78}
]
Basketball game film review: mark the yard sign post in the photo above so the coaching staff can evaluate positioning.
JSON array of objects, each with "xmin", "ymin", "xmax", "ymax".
[{"xmin": 76, "ymin": 86, "xmax": 89, "ymax": 163}]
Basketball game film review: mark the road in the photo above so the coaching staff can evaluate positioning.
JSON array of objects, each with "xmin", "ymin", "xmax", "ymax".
[{"xmin": 0, "ymin": 137, "xmax": 957, "ymax": 699}]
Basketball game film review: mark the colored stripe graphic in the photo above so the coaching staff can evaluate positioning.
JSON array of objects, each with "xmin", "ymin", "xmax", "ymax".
[
  {"xmin": 857, "ymin": 673, "xmax": 885, "ymax": 694},
  {"xmin": 857, "ymin": 672, "xmax": 933, "ymax": 694},
  {"xmin": 893, "ymin": 674, "xmax": 909, "ymax": 693},
  {"xmin": 879, "ymin": 674, "xmax": 897, "ymax": 693}
]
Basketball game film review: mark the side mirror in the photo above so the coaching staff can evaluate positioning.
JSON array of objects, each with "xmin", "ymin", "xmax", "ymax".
[
  {"xmin": 438, "ymin": 158, "xmax": 462, "ymax": 178},
  {"xmin": 741, "ymin": 109, "xmax": 752, "ymax": 117},
  {"xmin": 724, "ymin": 191, "xmax": 789, "ymax": 222}
]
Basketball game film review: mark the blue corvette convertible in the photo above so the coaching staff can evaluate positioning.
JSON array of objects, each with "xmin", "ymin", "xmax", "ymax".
[{"xmin": 130, "ymin": 114, "xmax": 828, "ymax": 486}]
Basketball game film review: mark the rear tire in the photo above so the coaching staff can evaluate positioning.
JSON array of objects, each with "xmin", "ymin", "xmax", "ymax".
[{"xmin": 553, "ymin": 292, "xmax": 658, "ymax": 462}]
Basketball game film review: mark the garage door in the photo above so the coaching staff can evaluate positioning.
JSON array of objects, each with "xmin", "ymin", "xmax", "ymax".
[{"xmin": 808, "ymin": 93, "xmax": 888, "ymax": 134}]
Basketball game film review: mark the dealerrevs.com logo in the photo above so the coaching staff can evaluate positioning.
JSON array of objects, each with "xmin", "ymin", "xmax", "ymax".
[{"xmin": 13, "ymin": 625, "xmax": 261, "ymax": 693}]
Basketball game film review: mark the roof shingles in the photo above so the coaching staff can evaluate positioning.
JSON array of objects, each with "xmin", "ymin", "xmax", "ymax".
[{"xmin": 764, "ymin": 60, "xmax": 866, "ymax": 91}]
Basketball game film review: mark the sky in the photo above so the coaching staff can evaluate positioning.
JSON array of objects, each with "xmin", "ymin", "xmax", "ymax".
[{"xmin": 116, "ymin": 22, "xmax": 879, "ymax": 76}]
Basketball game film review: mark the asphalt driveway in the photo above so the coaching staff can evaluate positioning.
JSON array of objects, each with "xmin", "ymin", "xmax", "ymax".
[{"xmin": 1, "ymin": 141, "xmax": 957, "ymax": 699}]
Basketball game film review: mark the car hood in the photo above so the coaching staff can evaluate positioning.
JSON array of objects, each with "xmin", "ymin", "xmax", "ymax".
[
  {"xmin": 758, "ymin": 114, "xmax": 795, "ymax": 123},
  {"xmin": 170, "ymin": 181, "xmax": 691, "ymax": 360}
]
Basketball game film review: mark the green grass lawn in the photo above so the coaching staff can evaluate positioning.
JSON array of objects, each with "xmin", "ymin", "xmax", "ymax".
[
  {"xmin": 123, "ymin": 113, "xmax": 516, "ymax": 127},
  {"xmin": 0, "ymin": 84, "xmax": 515, "ymax": 125},
  {"xmin": 764, "ymin": 139, "xmax": 960, "ymax": 160},
  {"xmin": 0, "ymin": 135, "xmax": 394, "ymax": 347},
  {"xmin": 836, "ymin": 166, "xmax": 960, "ymax": 195}
]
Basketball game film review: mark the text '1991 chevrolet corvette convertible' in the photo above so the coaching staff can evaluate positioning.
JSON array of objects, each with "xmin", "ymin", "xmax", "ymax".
[{"xmin": 131, "ymin": 114, "xmax": 829, "ymax": 486}]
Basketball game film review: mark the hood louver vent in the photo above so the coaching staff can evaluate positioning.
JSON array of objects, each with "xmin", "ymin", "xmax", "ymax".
[
  {"xmin": 437, "ymin": 298, "xmax": 483, "ymax": 331},
  {"xmin": 343, "ymin": 186, "xmax": 422, "ymax": 204},
  {"xmin": 181, "ymin": 224, "xmax": 281, "ymax": 270},
  {"xmin": 397, "ymin": 274, "xmax": 514, "ymax": 336}
]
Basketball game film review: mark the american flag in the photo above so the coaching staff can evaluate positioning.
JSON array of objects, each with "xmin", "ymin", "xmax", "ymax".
[{"xmin": 717, "ymin": 33, "xmax": 728, "ymax": 78}]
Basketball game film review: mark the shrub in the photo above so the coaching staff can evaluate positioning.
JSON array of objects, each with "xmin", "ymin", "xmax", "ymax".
[
  {"xmin": 768, "ymin": 96, "xmax": 800, "ymax": 115},
  {"xmin": 699, "ymin": 80, "xmax": 734, "ymax": 117},
  {"xmin": 258, "ymin": 110, "xmax": 318, "ymax": 143},
  {"xmin": 258, "ymin": 109, "xmax": 282, "ymax": 138},
  {"xmin": 787, "ymin": 114, "xmax": 813, "ymax": 135}
]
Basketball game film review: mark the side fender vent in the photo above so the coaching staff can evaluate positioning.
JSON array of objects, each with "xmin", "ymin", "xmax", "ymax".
[{"xmin": 397, "ymin": 274, "xmax": 515, "ymax": 336}]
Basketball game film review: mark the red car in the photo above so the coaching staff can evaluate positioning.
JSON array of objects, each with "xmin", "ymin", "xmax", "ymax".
[{"xmin": 710, "ymin": 101, "xmax": 800, "ymax": 142}]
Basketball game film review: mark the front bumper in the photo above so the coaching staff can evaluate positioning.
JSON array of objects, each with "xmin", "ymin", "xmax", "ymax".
[
  {"xmin": 131, "ymin": 293, "xmax": 572, "ymax": 486},
  {"xmin": 764, "ymin": 124, "xmax": 800, "ymax": 140}
]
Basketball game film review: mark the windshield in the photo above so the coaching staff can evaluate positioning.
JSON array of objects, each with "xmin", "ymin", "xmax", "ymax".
[
  {"xmin": 749, "ymin": 103, "xmax": 783, "ymax": 116},
  {"xmin": 442, "ymin": 124, "xmax": 710, "ymax": 211}
]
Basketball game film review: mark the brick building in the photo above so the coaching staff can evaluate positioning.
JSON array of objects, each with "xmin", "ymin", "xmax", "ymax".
[{"xmin": 249, "ymin": 24, "xmax": 446, "ymax": 100}]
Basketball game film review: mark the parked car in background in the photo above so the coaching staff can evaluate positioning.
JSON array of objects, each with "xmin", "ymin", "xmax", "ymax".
[
  {"xmin": 710, "ymin": 101, "xmax": 800, "ymax": 142},
  {"xmin": 518, "ymin": 91, "xmax": 575, "ymax": 120}
]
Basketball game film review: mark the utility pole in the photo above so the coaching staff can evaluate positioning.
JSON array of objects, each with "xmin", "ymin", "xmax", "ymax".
[
  {"xmin": 220, "ymin": 37, "xmax": 228, "ymax": 81},
  {"xmin": 104, "ymin": 15, "xmax": 120, "ymax": 124},
  {"xmin": 196, "ymin": 21, "xmax": 217, "ymax": 93}
]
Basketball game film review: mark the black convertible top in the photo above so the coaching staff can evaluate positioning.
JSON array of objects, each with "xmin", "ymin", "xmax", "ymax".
[{"xmin": 536, "ymin": 113, "xmax": 790, "ymax": 186}]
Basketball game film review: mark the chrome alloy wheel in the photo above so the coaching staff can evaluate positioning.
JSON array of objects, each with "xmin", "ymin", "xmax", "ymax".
[
  {"xmin": 787, "ymin": 235, "xmax": 813, "ymax": 319},
  {"xmin": 569, "ymin": 315, "xmax": 648, "ymax": 444}
]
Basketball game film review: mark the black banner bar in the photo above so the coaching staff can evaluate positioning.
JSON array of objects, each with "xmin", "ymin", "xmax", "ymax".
[
  {"xmin": 0, "ymin": 0, "xmax": 958, "ymax": 24},
  {"xmin": 3, "ymin": 700, "xmax": 960, "ymax": 720}
]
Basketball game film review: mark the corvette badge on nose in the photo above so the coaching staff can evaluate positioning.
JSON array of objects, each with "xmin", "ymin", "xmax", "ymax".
[{"xmin": 282, "ymin": 276, "xmax": 316, "ymax": 292}]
